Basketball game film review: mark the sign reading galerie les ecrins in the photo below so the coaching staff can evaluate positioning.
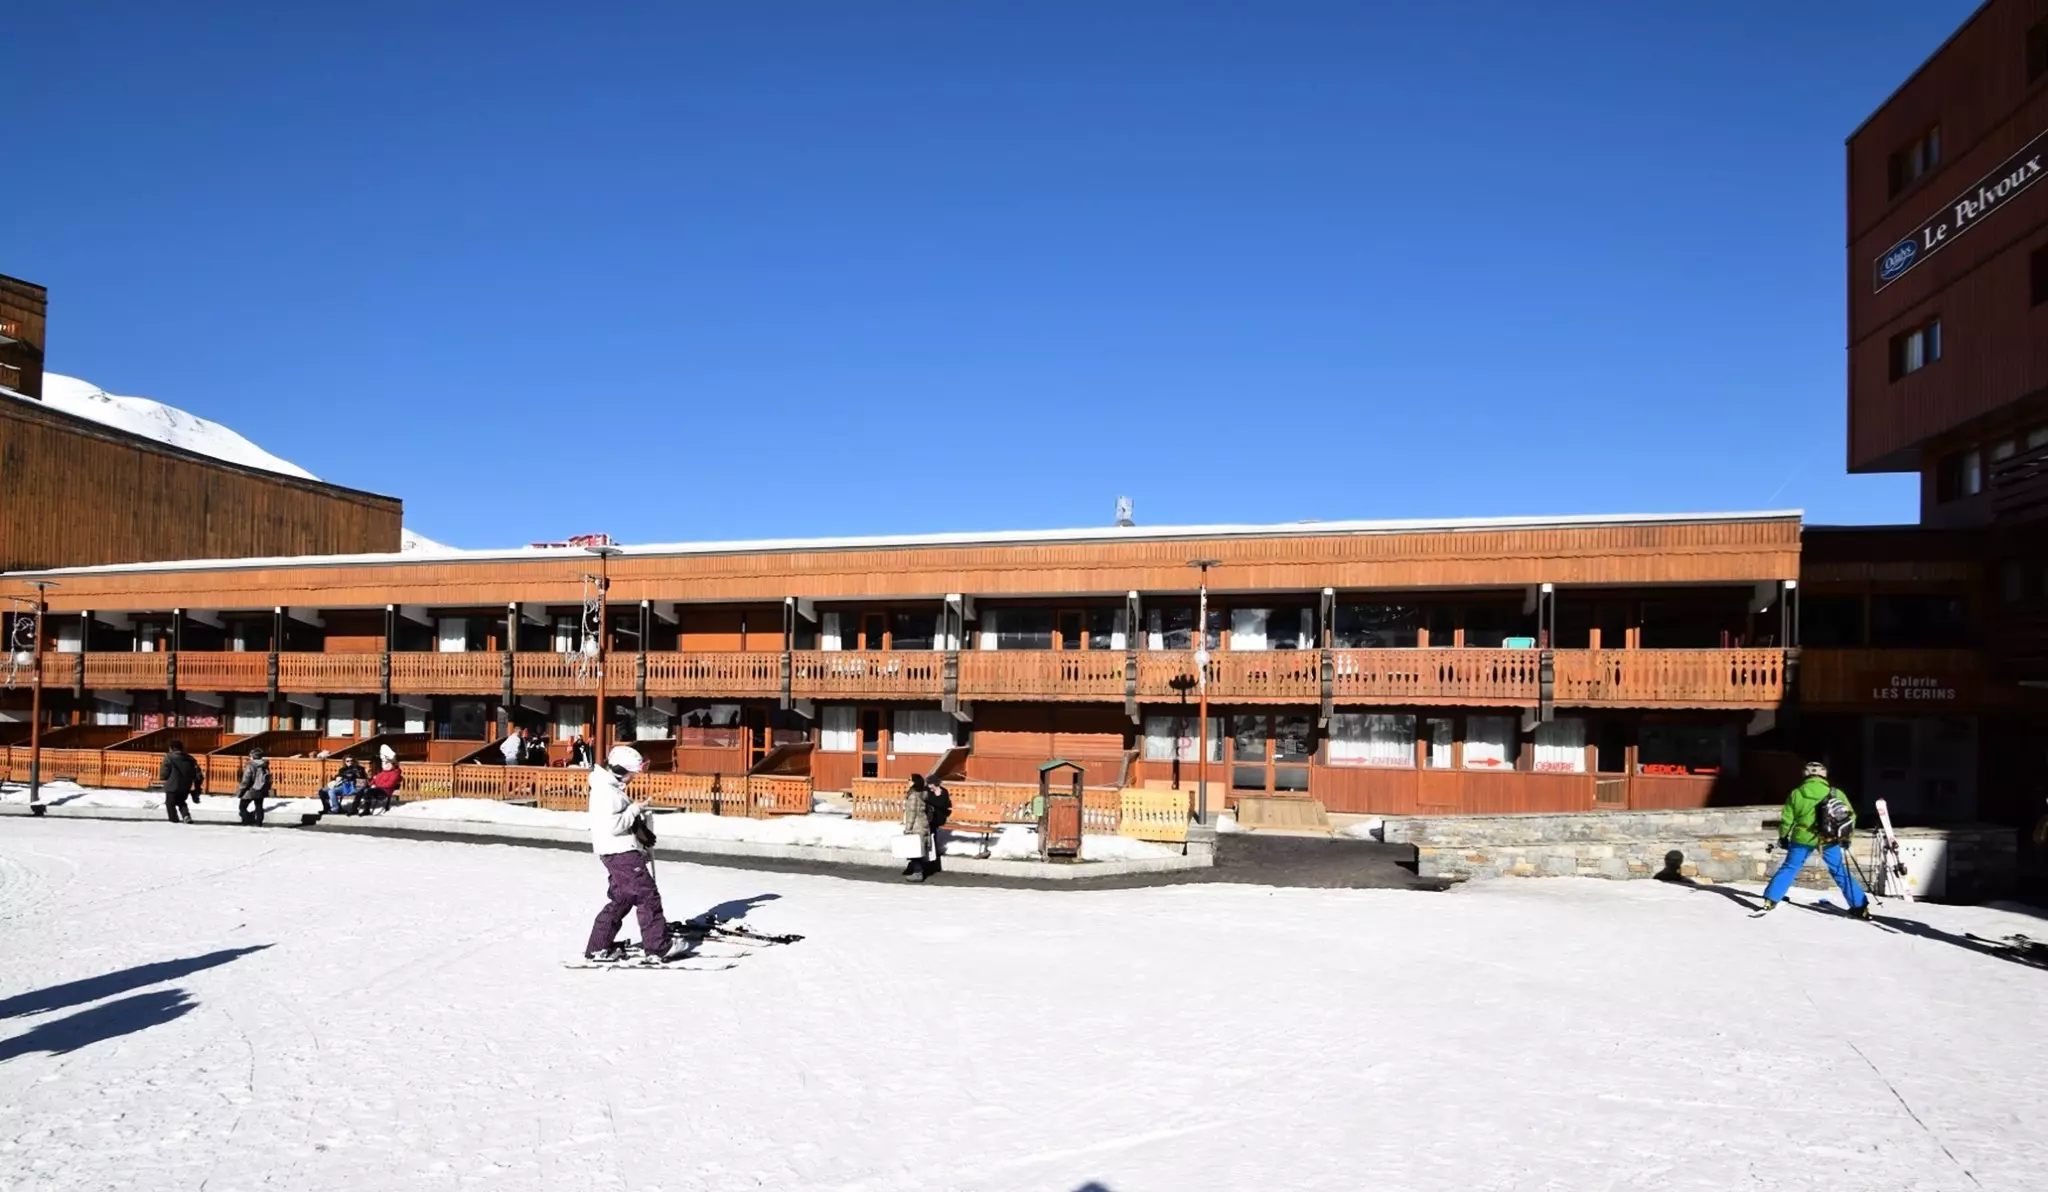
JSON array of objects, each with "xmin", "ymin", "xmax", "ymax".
[{"xmin": 1874, "ymin": 125, "xmax": 2048, "ymax": 292}]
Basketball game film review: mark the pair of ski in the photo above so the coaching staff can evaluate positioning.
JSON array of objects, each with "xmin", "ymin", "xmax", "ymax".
[
  {"xmin": 1963, "ymin": 933, "xmax": 2048, "ymax": 967},
  {"xmin": 562, "ymin": 915, "xmax": 805, "ymax": 972}
]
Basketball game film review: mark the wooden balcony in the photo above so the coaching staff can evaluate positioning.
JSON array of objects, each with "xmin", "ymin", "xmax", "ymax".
[
  {"xmin": 959, "ymin": 650, "xmax": 1126, "ymax": 701},
  {"xmin": 789, "ymin": 650, "xmax": 943, "ymax": 700},
  {"xmin": 392, "ymin": 651, "xmax": 503, "ymax": 696},
  {"xmin": 1330, "ymin": 648, "xmax": 1540, "ymax": 706},
  {"xmin": 29, "ymin": 653, "xmax": 80, "ymax": 687},
  {"xmin": 84, "ymin": 653, "xmax": 169, "ymax": 689},
  {"xmin": 279, "ymin": 652, "xmax": 382, "ymax": 694},
  {"xmin": 174, "ymin": 651, "xmax": 269, "ymax": 692},
  {"xmin": 645, "ymin": 651, "xmax": 781, "ymax": 699},
  {"xmin": 1553, "ymin": 648, "xmax": 1783, "ymax": 709}
]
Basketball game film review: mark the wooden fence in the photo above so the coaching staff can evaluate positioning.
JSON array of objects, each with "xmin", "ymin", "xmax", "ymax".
[
  {"xmin": 1552, "ymin": 648, "xmax": 1783, "ymax": 708},
  {"xmin": 279, "ymin": 652, "xmax": 382, "ymax": 693},
  {"xmin": 847, "ymin": 777, "xmax": 1135, "ymax": 837},
  {"xmin": 645, "ymin": 652, "xmax": 781, "ymax": 698},
  {"xmin": 958, "ymin": 651, "xmax": 1126, "ymax": 701}
]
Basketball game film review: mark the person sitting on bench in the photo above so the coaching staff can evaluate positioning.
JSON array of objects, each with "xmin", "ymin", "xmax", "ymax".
[
  {"xmin": 355, "ymin": 758, "xmax": 404, "ymax": 814},
  {"xmin": 322, "ymin": 758, "xmax": 369, "ymax": 814}
]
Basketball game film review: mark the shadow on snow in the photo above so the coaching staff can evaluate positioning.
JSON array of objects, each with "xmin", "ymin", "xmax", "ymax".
[{"xmin": 0, "ymin": 988, "xmax": 196, "ymax": 1062}]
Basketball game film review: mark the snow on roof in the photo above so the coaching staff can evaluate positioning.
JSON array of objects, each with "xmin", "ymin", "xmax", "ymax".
[
  {"xmin": 4, "ymin": 510, "xmax": 1804, "ymax": 580},
  {"xmin": 24, "ymin": 373, "xmax": 317, "ymax": 480}
]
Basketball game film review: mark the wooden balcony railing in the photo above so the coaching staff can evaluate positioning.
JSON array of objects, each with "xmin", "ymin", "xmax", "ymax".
[
  {"xmin": 789, "ymin": 650, "xmax": 944, "ymax": 699},
  {"xmin": 84, "ymin": 653, "xmax": 169, "ymax": 689},
  {"xmin": 645, "ymin": 651, "xmax": 781, "ymax": 698},
  {"xmin": 279, "ymin": 652, "xmax": 382, "ymax": 694},
  {"xmin": 392, "ymin": 651, "xmax": 503, "ymax": 695},
  {"xmin": 174, "ymin": 652, "xmax": 269, "ymax": 692},
  {"xmin": 959, "ymin": 650, "xmax": 1126, "ymax": 701},
  {"xmin": 31, "ymin": 653, "xmax": 81, "ymax": 687},
  {"xmin": 1553, "ymin": 648, "xmax": 1783, "ymax": 708},
  {"xmin": 1331, "ymin": 648, "xmax": 1542, "ymax": 705}
]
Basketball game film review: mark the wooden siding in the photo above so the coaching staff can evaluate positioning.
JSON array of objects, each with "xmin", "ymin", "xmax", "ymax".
[
  {"xmin": 8, "ymin": 517, "xmax": 1800, "ymax": 612},
  {"xmin": 0, "ymin": 396, "xmax": 402, "ymax": 573},
  {"xmin": 1847, "ymin": 0, "xmax": 2048, "ymax": 469},
  {"xmin": 1798, "ymin": 647, "xmax": 2012, "ymax": 710}
]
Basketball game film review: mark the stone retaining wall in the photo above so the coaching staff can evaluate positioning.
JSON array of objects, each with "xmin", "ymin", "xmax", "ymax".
[{"xmin": 1381, "ymin": 807, "xmax": 2017, "ymax": 901}]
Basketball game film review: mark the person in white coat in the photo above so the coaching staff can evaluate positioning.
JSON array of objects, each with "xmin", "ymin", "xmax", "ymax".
[
  {"xmin": 500, "ymin": 726, "xmax": 525, "ymax": 767},
  {"xmin": 583, "ymin": 745, "xmax": 689, "ymax": 963}
]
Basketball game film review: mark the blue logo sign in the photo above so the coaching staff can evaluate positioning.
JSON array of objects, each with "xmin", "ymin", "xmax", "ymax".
[{"xmin": 1878, "ymin": 239, "xmax": 1917, "ymax": 282}]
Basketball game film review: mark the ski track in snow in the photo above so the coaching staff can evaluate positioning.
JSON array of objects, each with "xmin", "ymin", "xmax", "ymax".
[{"xmin": 1, "ymin": 821, "xmax": 2044, "ymax": 1192}]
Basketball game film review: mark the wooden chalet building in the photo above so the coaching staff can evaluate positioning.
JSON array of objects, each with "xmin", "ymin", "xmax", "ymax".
[{"xmin": 1, "ymin": 510, "xmax": 1842, "ymax": 818}]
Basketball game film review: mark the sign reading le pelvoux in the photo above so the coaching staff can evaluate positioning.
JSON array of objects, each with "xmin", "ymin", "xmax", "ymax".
[{"xmin": 1874, "ymin": 125, "xmax": 2048, "ymax": 291}]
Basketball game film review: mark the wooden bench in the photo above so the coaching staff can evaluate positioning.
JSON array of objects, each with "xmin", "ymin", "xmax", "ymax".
[{"xmin": 933, "ymin": 795, "xmax": 1036, "ymax": 858}]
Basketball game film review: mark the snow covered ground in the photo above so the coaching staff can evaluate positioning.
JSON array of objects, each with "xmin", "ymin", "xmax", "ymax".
[{"xmin": 2, "ymin": 821, "xmax": 2044, "ymax": 1191}]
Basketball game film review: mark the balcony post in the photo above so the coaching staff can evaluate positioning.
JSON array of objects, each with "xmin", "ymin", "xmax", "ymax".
[
  {"xmin": 1538, "ymin": 583, "xmax": 1555, "ymax": 722},
  {"xmin": 501, "ymin": 602, "xmax": 516, "ymax": 739},
  {"xmin": 1318, "ymin": 587, "xmax": 1334, "ymax": 728},
  {"xmin": 381, "ymin": 604, "xmax": 394, "ymax": 708},
  {"xmin": 73, "ymin": 611, "xmax": 89, "ymax": 705},
  {"xmin": 169, "ymin": 607, "xmax": 183, "ymax": 728},
  {"xmin": 636, "ymin": 599, "xmax": 650, "ymax": 709},
  {"xmin": 1124, "ymin": 590, "xmax": 1142, "ymax": 725}
]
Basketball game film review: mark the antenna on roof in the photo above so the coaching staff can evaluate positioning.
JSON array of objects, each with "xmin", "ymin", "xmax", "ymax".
[{"xmin": 1115, "ymin": 496, "xmax": 1134, "ymax": 527}]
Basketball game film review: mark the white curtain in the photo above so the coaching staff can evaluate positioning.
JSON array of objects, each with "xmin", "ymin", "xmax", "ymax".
[
  {"xmin": 404, "ymin": 706, "xmax": 428, "ymax": 734},
  {"xmin": 1142, "ymin": 713, "xmax": 1222, "ymax": 761},
  {"xmin": 556, "ymin": 700, "xmax": 589, "ymax": 739},
  {"xmin": 54, "ymin": 622, "xmax": 83, "ymax": 653},
  {"xmin": 977, "ymin": 611, "xmax": 999, "ymax": 651},
  {"xmin": 1299, "ymin": 609, "xmax": 1316, "ymax": 650},
  {"xmin": 1327, "ymin": 713, "xmax": 1415, "ymax": 768},
  {"xmin": 892, "ymin": 709, "xmax": 953, "ymax": 755},
  {"xmin": 1463, "ymin": 716, "xmax": 1517, "ymax": 770},
  {"xmin": 232, "ymin": 697, "xmax": 268, "ymax": 735},
  {"xmin": 1231, "ymin": 609, "xmax": 1270, "ymax": 651},
  {"xmin": 1105, "ymin": 610, "xmax": 1129, "ymax": 650},
  {"xmin": 1425, "ymin": 718, "xmax": 1454, "ymax": 769},
  {"xmin": 1145, "ymin": 609, "xmax": 1163, "ymax": 650},
  {"xmin": 1533, "ymin": 718, "xmax": 1587, "ymax": 773},
  {"xmin": 821, "ymin": 612, "xmax": 844, "ymax": 652},
  {"xmin": 94, "ymin": 699, "xmax": 131, "ymax": 727},
  {"xmin": 552, "ymin": 616, "xmax": 578, "ymax": 653},
  {"xmin": 325, "ymin": 698, "xmax": 357, "ymax": 738},
  {"xmin": 633, "ymin": 706, "xmax": 671, "ymax": 742},
  {"xmin": 437, "ymin": 617, "xmax": 469, "ymax": 653},
  {"xmin": 820, "ymin": 705, "xmax": 858, "ymax": 752}
]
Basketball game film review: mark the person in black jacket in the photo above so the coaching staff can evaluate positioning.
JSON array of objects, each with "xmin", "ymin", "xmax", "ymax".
[{"xmin": 159, "ymin": 741, "xmax": 200, "ymax": 824}]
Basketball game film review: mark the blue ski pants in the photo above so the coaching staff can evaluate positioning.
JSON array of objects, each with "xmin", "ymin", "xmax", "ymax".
[{"xmin": 1764, "ymin": 843, "xmax": 1866, "ymax": 908}]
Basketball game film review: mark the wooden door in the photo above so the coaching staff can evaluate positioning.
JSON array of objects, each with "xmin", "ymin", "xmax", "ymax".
[{"xmin": 859, "ymin": 707, "xmax": 883, "ymax": 779}]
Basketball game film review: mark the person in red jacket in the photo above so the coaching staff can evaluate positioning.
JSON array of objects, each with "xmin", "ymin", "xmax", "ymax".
[{"xmin": 357, "ymin": 759, "xmax": 403, "ymax": 815}]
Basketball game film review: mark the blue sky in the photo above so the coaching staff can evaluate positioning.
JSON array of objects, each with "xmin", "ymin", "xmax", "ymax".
[{"xmin": 10, "ymin": 1, "xmax": 1977, "ymax": 547}]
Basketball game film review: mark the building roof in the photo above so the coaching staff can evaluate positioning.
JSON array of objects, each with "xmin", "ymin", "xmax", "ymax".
[{"xmin": 3, "ymin": 509, "xmax": 1804, "ymax": 580}]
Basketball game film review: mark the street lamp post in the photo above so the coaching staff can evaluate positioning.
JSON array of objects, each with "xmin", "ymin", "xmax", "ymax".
[
  {"xmin": 23, "ymin": 581, "xmax": 56, "ymax": 815},
  {"xmin": 586, "ymin": 546, "xmax": 624, "ymax": 761},
  {"xmin": 1187, "ymin": 559, "xmax": 1220, "ymax": 824}
]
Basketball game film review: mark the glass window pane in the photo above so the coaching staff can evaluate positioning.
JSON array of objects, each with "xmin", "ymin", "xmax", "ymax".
[
  {"xmin": 1426, "ymin": 719, "xmax": 1454, "ymax": 768},
  {"xmin": 1638, "ymin": 723, "xmax": 1739, "ymax": 776},
  {"xmin": 1334, "ymin": 603, "xmax": 1420, "ymax": 649},
  {"xmin": 1087, "ymin": 608, "xmax": 1127, "ymax": 650},
  {"xmin": 1230, "ymin": 715, "xmax": 1267, "ymax": 762},
  {"xmin": 1533, "ymin": 718, "xmax": 1587, "ymax": 773},
  {"xmin": 1230, "ymin": 609, "xmax": 1271, "ymax": 651},
  {"xmin": 1273, "ymin": 766, "xmax": 1311, "ymax": 793},
  {"xmin": 1273, "ymin": 716, "xmax": 1314, "ymax": 763},
  {"xmin": 1463, "ymin": 715, "xmax": 1516, "ymax": 770},
  {"xmin": 1231, "ymin": 765, "xmax": 1268, "ymax": 791},
  {"xmin": 891, "ymin": 612, "xmax": 936, "ymax": 651},
  {"xmin": 679, "ymin": 704, "xmax": 743, "ymax": 748},
  {"xmin": 1143, "ymin": 713, "xmax": 1221, "ymax": 761},
  {"xmin": 1328, "ymin": 713, "xmax": 1415, "ymax": 768}
]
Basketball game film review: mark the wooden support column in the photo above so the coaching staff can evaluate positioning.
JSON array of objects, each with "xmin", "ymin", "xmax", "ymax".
[
  {"xmin": 635, "ymin": 600, "xmax": 649, "ymax": 709},
  {"xmin": 1124, "ymin": 590, "xmax": 1141, "ymax": 725},
  {"xmin": 268, "ymin": 606, "xmax": 283, "ymax": 730},
  {"xmin": 1537, "ymin": 583, "xmax": 1555, "ymax": 723},
  {"xmin": 381, "ymin": 604, "xmax": 394, "ymax": 709},
  {"xmin": 73, "ymin": 611, "xmax": 90, "ymax": 709},
  {"xmin": 1318, "ymin": 587, "xmax": 1334, "ymax": 728},
  {"xmin": 168, "ymin": 608, "xmax": 183, "ymax": 728},
  {"xmin": 500, "ymin": 602, "xmax": 516, "ymax": 737}
]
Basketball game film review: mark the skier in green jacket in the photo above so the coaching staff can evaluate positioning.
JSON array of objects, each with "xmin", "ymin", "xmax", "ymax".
[{"xmin": 1758, "ymin": 761, "xmax": 1869, "ymax": 918}]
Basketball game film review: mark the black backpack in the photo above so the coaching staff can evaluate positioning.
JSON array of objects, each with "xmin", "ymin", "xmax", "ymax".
[{"xmin": 1814, "ymin": 788, "xmax": 1854, "ymax": 844}]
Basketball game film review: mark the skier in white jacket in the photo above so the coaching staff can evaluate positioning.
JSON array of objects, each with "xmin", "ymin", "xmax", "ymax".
[{"xmin": 583, "ymin": 745, "xmax": 689, "ymax": 963}]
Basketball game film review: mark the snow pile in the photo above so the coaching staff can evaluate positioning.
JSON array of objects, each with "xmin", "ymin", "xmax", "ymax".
[
  {"xmin": 383, "ymin": 798, "xmax": 1179, "ymax": 860},
  {"xmin": 0, "ymin": 781, "xmax": 311, "ymax": 815},
  {"xmin": 400, "ymin": 528, "xmax": 454, "ymax": 554}
]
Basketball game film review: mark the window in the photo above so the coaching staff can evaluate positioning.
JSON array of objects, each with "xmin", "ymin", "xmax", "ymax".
[
  {"xmin": 2031, "ymin": 427, "xmax": 2048, "ymax": 451},
  {"xmin": 1533, "ymin": 719, "xmax": 1587, "ymax": 773},
  {"xmin": 1086, "ymin": 608, "xmax": 1127, "ymax": 650},
  {"xmin": 1887, "ymin": 125, "xmax": 1941, "ymax": 197},
  {"xmin": 2030, "ymin": 20, "xmax": 2048, "ymax": 84},
  {"xmin": 978, "ymin": 609, "xmax": 1052, "ymax": 650},
  {"xmin": 1462, "ymin": 715, "xmax": 1517, "ymax": 770},
  {"xmin": 1889, "ymin": 318, "xmax": 1941, "ymax": 379},
  {"xmin": 1141, "ymin": 713, "xmax": 1221, "ymax": 762},
  {"xmin": 819, "ymin": 706, "xmax": 857, "ymax": 752},
  {"xmin": 1424, "ymin": 718, "xmax": 1454, "ymax": 768},
  {"xmin": 233, "ymin": 697, "xmax": 269, "ymax": 736},
  {"xmin": 1144, "ymin": 606, "xmax": 1221, "ymax": 651},
  {"xmin": 326, "ymin": 698, "xmax": 358, "ymax": 738},
  {"xmin": 93, "ymin": 698, "xmax": 131, "ymax": 727},
  {"xmin": 679, "ymin": 704, "xmax": 743, "ymax": 748},
  {"xmin": 1870, "ymin": 594, "xmax": 1972, "ymax": 648},
  {"xmin": 1333, "ymin": 603, "xmax": 1420, "ymax": 648},
  {"xmin": 1226, "ymin": 608, "xmax": 1314, "ymax": 651},
  {"xmin": 1993, "ymin": 438, "xmax": 2018, "ymax": 463},
  {"xmin": 891, "ymin": 612, "xmax": 937, "ymax": 651},
  {"xmin": 1934, "ymin": 448, "xmax": 1983, "ymax": 502},
  {"xmin": 1462, "ymin": 605, "xmax": 1531, "ymax": 649},
  {"xmin": 633, "ymin": 706, "xmax": 671, "ymax": 742},
  {"xmin": 1800, "ymin": 595, "xmax": 1865, "ymax": 647},
  {"xmin": 1327, "ymin": 713, "xmax": 1415, "ymax": 768},
  {"xmin": 2033, "ymin": 244, "xmax": 2048, "ymax": 306},
  {"xmin": 1638, "ymin": 723, "xmax": 1738, "ymax": 777},
  {"xmin": 1229, "ymin": 713, "xmax": 1313, "ymax": 791},
  {"xmin": 891, "ymin": 709, "xmax": 954, "ymax": 755}
]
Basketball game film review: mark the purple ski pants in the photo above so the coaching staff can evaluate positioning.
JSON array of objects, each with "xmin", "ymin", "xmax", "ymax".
[{"xmin": 586, "ymin": 850, "xmax": 670, "ymax": 955}]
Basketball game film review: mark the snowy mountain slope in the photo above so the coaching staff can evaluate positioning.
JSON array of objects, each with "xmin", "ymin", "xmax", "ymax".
[
  {"xmin": 34, "ymin": 372, "xmax": 316, "ymax": 480},
  {"xmin": 10, "ymin": 371, "xmax": 448, "ymax": 551}
]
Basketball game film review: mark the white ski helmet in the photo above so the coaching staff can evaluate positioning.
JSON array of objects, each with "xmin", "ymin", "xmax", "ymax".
[
  {"xmin": 607, "ymin": 744, "xmax": 647, "ymax": 776},
  {"xmin": 1803, "ymin": 761, "xmax": 1829, "ymax": 779}
]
